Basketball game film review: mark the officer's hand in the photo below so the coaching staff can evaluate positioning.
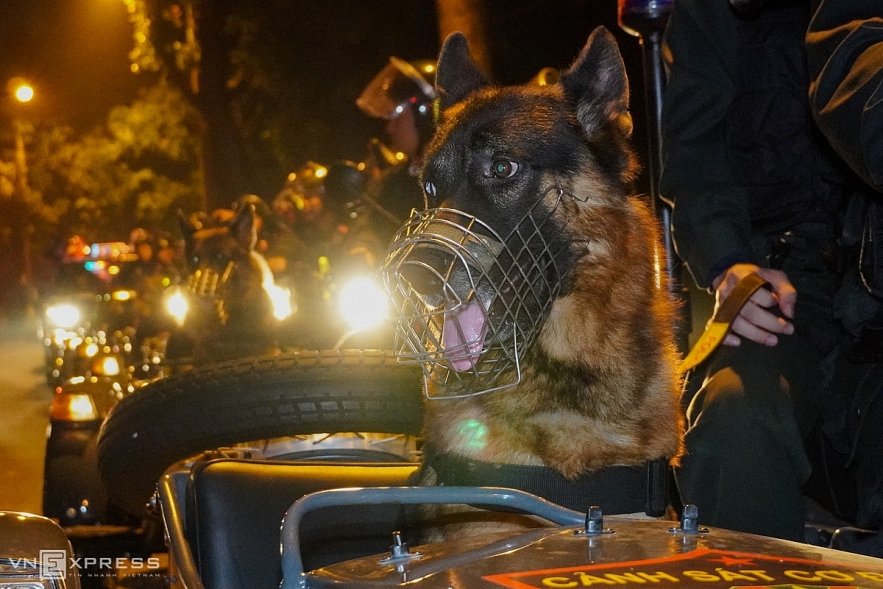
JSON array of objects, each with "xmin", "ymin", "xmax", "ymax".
[{"xmin": 712, "ymin": 263, "xmax": 796, "ymax": 347}]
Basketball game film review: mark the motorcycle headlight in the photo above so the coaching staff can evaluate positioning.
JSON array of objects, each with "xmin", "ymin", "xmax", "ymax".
[
  {"xmin": 111, "ymin": 289, "xmax": 136, "ymax": 301},
  {"xmin": 81, "ymin": 342, "xmax": 99, "ymax": 358},
  {"xmin": 45, "ymin": 304, "xmax": 80, "ymax": 329},
  {"xmin": 51, "ymin": 329, "xmax": 79, "ymax": 346},
  {"xmin": 50, "ymin": 393, "xmax": 98, "ymax": 421},
  {"xmin": 92, "ymin": 355, "xmax": 121, "ymax": 376},
  {"xmin": 166, "ymin": 288, "xmax": 189, "ymax": 326},
  {"xmin": 339, "ymin": 277, "xmax": 388, "ymax": 330}
]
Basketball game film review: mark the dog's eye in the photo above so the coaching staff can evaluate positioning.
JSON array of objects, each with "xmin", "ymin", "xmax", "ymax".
[
  {"xmin": 491, "ymin": 159, "xmax": 519, "ymax": 179},
  {"xmin": 424, "ymin": 181, "xmax": 436, "ymax": 198}
]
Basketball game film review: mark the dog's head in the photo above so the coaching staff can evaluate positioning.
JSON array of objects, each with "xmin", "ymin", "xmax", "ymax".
[
  {"xmin": 381, "ymin": 28, "xmax": 637, "ymax": 398},
  {"xmin": 177, "ymin": 204, "xmax": 261, "ymax": 326},
  {"xmin": 179, "ymin": 204, "xmax": 258, "ymax": 275}
]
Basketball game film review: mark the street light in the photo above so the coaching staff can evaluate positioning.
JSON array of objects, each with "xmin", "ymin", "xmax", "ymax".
[
  {"xmin": 8, "ymin": 78, "xmax": 34, "ymax": 104},
  {"xmin": 13, "ymin": 83, "xmax": 34, "ymax": 104},
  {"xmin": 6, "ymin": 79, "xmax": 34, "ymax": 193},
  {"xmin": 6, "ymin": 77, "xmax": 35, "ymax": 294}
]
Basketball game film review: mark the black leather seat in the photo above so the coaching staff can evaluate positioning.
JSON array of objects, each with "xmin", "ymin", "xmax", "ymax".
[{"xmin": 184, "ymin": 458, "xmax": 420, "ymax": 589}]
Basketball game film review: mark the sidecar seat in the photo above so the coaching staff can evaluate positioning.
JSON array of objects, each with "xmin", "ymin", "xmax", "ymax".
[{"xmin": 184, "ymin": 458, "xmax": 420, "ymax": 589}]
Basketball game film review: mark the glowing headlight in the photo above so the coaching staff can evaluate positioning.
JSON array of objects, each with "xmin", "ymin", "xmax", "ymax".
[
  {"xmin": 52, "ymin": 329, "xmax": 79, "ymax": 345},
  {"xmin": 46, "ymin": 304, "xmax": 80, "ymax": 329},
  {"xmin": 339, "ymin": 277, "xmax": 388, "ymax": 330},
  {"xmin": 166, "ymin": 289, "xmax": 189, "ymax": 326},
  {"xmin": 266, "ymin": 284, "xmax": 293, "ymax": 320},
  {"xmin": 111, "ymin": 289, "xmax": 136, "ymax": 301},
  {"xmin": 92, "ymin": 355, "xmax": 121, "ymax": 376},
  {"xmin": 50, "ymin": 393, "xmax": 98, "ymax": 421}
]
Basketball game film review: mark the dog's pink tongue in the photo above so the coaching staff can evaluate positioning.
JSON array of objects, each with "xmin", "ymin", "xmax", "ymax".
[{"xmin": 442, "ymin": 301, "xmax": 486, "ymax": 371}]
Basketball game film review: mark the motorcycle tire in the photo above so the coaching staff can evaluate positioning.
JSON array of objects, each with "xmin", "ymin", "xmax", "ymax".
[{"xmin": 96, "ymin": 348, "xmax": 424, "ymax": 516}]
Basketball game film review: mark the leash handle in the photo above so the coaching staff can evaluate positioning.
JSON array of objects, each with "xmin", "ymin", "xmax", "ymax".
[{"xmin": 678, "ymin": 273, "xmax": 770, "ymax": 374}]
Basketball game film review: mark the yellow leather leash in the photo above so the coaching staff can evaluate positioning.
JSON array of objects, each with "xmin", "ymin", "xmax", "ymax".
[{"xmin": 678, "ymin": 273, "xmax": 770, "ymax": 373}]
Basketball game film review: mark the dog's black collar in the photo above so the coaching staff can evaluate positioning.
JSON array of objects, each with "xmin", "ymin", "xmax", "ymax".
[{"xmin": 423, "ymin": 451, "xmax": 669, "ymax": 517}]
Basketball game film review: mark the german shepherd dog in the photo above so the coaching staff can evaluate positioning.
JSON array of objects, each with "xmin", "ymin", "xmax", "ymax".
[
  {"xmin": 177, "ymin": 205, "xmax": 280, "ymax": 363},
  {"xmin": 381, "ymin": 28, "xmax": 683, "ymax": 539}
]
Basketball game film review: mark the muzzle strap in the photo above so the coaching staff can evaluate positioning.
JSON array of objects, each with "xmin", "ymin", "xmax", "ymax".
[{"xmin": 424, "ymin": 452, "xmax": 669, "ymax": 517}]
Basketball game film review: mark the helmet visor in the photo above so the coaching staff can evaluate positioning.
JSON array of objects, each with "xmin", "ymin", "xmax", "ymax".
[{"xmin": 357, "ymin": 57, "xmax": 436, "ymax": 120}]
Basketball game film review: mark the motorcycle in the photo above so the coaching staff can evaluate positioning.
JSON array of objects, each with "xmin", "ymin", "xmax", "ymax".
[
  {"xmin": 159, "ymin": 235, "xmax": 393, "ymax": 368},
  {"xmin": 39, "ymin": 240, "xmax": 175, "ymax": 386},
  {"xmin": 8, "ymin": 475, "xmax": 883, "ymax": 589},
  {"xmin": 276, "ymin": 250, "xmax": 394, "ymax": 351},
  {"xmin": 272, "ymin": 157, "xmax": 406, "ymax": 351},
  {"xmin": 162, "ymin": 168, "xmax": 396, "ymax": 369},
  {"xmin": 0, "ymin": 510, "xmax": 82, "ymax": 588},
  {"xmin": 155, "ymin": 470, "xmax": 883, "ymax": 589},
  {"xmin": 42, "ymin": 348, "xmax": 140, "ymax": 527},
  {"xmin": 84, "ymin": 345, "xmax": 883, "ymax": 589},
  {"xmin": 8, "ymin": 361, "xmax": 881, "ymax": 589},
  {"xmin": 41, "ymin": 243, "xmax": 172, "ymax": 532},
  {"xmin": 41, "ymin": 289, "xmax": 138, "ymax": 388}
]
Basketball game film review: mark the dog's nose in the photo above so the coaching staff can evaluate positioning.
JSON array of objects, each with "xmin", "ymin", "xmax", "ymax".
[
  {"xmin": 397, "ymin": 247, "xmax": 454, "ymax": 309},
  {"xmin": 400, "ymin": 263, "xmax": 442, "ymax": 296}
]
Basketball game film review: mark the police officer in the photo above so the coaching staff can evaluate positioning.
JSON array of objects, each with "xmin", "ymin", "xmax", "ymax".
[
  {"xmin": 660, "ymin": 0, "xmax": 869, "ymax": 542},
  {"xmin": 355, "ymin": 57, "xmax": 438, "ymax": 229}
]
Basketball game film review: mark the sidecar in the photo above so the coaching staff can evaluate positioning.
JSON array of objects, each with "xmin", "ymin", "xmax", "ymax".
[
  {"xmin": 150, "ymin": 455, "xmax": 883, "ymax": 589},
  {"xmin": 84, "ymin": 346, "xmax": 883, "ymax": 589}
]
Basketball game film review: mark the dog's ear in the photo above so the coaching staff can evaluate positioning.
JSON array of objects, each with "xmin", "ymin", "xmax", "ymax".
[
  {"xmin": 436, "ymin": 32, "xmax": 489, "ymax": 110},
  {"xmin": 231, "ymin": 203, "xmax": 258, "ymax": 251},
  {"xmin": 559, "ymin": 27, "xmax": 633, "ymax": 139}
]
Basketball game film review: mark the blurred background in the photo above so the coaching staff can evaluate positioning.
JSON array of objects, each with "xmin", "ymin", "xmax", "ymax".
[
  {"xmin": 0, "ymin": 0, "xmax": 650, "ymax": 319},
  {"xmin": 0, "ymin": 0, "xmax": 661, "ymax": 515}
]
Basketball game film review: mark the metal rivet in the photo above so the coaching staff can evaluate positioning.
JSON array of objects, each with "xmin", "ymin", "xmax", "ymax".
[
  {"xmin": 379, "ymin": 531, "xmax": 422, "ymax": 565},
  {"xmin": 669, "ymin": 504, "xmax": 709, "ymax": 535},
  {"xmin": 576, "ymin": 505, "xmax": 614, "ymax": 536}
]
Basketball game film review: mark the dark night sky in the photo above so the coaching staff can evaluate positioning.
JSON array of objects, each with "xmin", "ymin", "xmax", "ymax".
[
  {"xmin": 0, "ymin": 0, "xmax": 652, "ymax": 190},
  {"xmin": 0, "ymin": 0, "xmax": 142, "ymax": 131}
]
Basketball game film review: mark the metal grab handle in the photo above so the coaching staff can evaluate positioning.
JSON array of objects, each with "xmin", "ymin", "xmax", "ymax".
[
  {"xmin": 158, "ymin": 471, "xmax": 207, "ymax": 589},
  {"xmin": 279, "ymin": 485, "xmax": 585, "ymax": 589}
]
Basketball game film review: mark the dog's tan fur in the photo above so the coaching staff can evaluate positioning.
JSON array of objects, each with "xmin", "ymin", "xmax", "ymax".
[{"xmin": 421, "ymin": 195, "xmax": 682, "ymax": 475}]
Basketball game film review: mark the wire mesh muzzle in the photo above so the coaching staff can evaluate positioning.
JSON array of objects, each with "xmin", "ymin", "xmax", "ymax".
[
  {"xmin": 381, "ymin": 198, "xmax": 565, "ymax": 399},
  {"xmin": 185, "ymin": 262, "xmax": 235, "ymax": 324}
]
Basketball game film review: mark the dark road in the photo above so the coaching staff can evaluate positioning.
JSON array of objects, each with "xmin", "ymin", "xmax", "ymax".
[{"xmin": 0, "ymin": 314, "xmax": 52, "ymax": 515}]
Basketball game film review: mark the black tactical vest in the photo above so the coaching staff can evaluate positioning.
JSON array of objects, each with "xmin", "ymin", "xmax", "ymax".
[{"xmin": 726, "ymin": 0, "xmax": 848, "ymax": 237}]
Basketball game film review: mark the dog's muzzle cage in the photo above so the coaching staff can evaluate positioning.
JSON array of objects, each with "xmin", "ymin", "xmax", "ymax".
[
  {"xmin": 381, "ymin": 187, "xmax": 570, "ymax": 399},
  {"xmin": 186, "ymin": 261, "xmax": 235, "ymax": 324}
]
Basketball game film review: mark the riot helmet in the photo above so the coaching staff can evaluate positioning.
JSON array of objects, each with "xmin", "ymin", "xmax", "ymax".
[
  {"xmin": 233, "ymin": 194, "xmax": 273, "ymax": 221},
  {"xmin": 357, "ymin": 57, "xmax": 436, "ymax": 120},
  {"xmin": 357, "ymin": 58, "xmax": 438, "ymax": 158}
]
